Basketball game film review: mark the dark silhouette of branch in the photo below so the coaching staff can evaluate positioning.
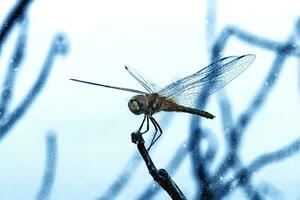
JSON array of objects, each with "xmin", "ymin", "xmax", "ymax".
[
  {"xmin": 136, "ymin": 141, "xmax": 189, "ymax": 200},
  {"xmin": 221, "ymin": 137, "xmax": 300, "ymax": 198},
  {"xmin": 131, "ymin": 132, "xmax": 187, "ymax": 200},
  {"xmin": 0, "ymin": 17, "xmax": 28, "ymax": 120},
  {"xmin": 0, "ymin": 33, "xmax": 69, "ymax": 140},
  {"xmin": 187, "ymin": 59, "xmax": 224, "ymax": 199},
  {"xmin": 95, "ymin": 1, "xmax": 300, "ymax": 199},
  {"xmin": 201, "ymin": 21, "xmax": 300, "ymax": 200},
  {"xmin": 189, "ymin": 127, "xmax": 215, "ymax": 199},
  {"xmin": 36, "ymin": 131, "xmax": 58, "ymax": 200},
  {"xmin": 186, "ymin": 13, "xmax": 300, "ymax": 199},
  {"xmin": 136, "ymin": 128, "xmax": 217, "ymax": 200},
  {"xmin": 0, "ymin": 0, "xmax": 34, "ymax": 52},
  {"xmin": 214, "ymin": 29, "xmax": 298, "ymax": 181},
  {"xmin": 98, "ymin": 114, "xmax": 173, "ymax": 200}
]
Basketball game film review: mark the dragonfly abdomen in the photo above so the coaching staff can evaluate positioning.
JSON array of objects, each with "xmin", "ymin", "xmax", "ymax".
[
  {"xmin": 160, "ymin": 99, "xmax": 215, "ymax": 119},
  {"xmin": 178, "ymin": 106, "xmax": 215, "ymax": 119}
]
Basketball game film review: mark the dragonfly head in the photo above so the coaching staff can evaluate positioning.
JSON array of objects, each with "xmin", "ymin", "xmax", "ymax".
[{"xmin": 128, "ymin": 95, "xmax": 149, "ymax": 115}]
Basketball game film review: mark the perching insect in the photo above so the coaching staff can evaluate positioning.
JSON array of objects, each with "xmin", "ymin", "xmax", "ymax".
[{"xmin": 70, "ymin": 54, "xmax": 255, "ymax": 150}]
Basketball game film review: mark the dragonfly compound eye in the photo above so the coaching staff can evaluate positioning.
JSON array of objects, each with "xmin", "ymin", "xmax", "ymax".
[{"xmin": 128, "ymin": 99, "xmax": 142, "ymax": 115}]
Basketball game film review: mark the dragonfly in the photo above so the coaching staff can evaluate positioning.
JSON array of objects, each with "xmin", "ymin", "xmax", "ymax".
[{"xmin": 70, "ymin": 54, "xmax": 255, "ymax": 150}]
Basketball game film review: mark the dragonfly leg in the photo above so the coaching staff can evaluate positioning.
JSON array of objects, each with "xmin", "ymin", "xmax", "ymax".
[
  {"xmin": 147, "ymin": 116, "xmax": 163, "ymax": 151},
  {"xmin": 151, "ymin": 117, "xmax": 162, "ymax": 133},
  {"xmin": 150, "ymin": 117, "xmax": 163, "ymax": 146},
  {"xmin": 138, "ymin": 115, "xmax": 147, "ymax": 132},
  {"xmin": 141, "ymin": 116, "xmax": 150, "ymax": 134},
  {"xmin": 147, "ymin": 117, "xmax": 158, "ymax": 151}
]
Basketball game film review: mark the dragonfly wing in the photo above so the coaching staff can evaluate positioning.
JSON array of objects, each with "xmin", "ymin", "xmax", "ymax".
[
  {"xmin": 124, "ymin": 65, "xmax": 161, "ymax": 93},
  {"xmin": 158, "ymin": 54, "xmax": 255, "ymax": 107}
]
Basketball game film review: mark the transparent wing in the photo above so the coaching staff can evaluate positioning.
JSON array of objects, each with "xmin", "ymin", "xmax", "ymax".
[
  {"xmin": 158, "ymin": 54, "xmax": 255, "ymax": 107},
  {"xmin": 124, "ymin": 65, "xmax": 161, "ymax": 93}
]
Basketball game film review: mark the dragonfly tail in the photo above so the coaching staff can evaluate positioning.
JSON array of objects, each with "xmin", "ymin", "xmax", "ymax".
[
  {"xmin": 161, "ymin": 102, "xmax": 215, "ymax": 119},
  {"xmin": 176, "ymin": 105, "xmax": 215, "ymax": 119},
  {"xmin": 181, "ymin": 106, "xmax": 215, "ymax": 119}
]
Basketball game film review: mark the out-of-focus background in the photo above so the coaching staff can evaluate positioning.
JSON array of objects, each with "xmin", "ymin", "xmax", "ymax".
[{"xmin": 0, "ymin": 0, "xmax": 300, "ymax": 199}]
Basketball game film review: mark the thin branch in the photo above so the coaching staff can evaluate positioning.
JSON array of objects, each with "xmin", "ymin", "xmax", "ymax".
[
  {"xmin": 131, "ymin": 132, "xmax": 187, "ymax": 200},
  {"xmin": 205, "ymin": 0, "xmax": 217, "ymax": 52},
  {"xmin": 36, "ymin": 131, "xmax": 58, "ymax": 200},
  {"xmin": 0, "ymin": 17, "xmax": 28, "ymax": 120},
  {"xmin": 217, "ymin": 90, "xmax": 233, "ymax": 134},
  {"xmin": 221, "ymin": 137, "xmax": 300, "ymax": 198},
  {"xmin": 213, "ymin": 25, "xmax": 300, "ymax": 58},
  {"xmin": 0, "ymin": 0, "xmax": 34, "ymax": 52},
  {"xmin": 0, "ymin": 33, "xmax": 69, "ymax": 140},
  {"xmin": 189, "ymin": 18, "xmax": 300, "ymax": 199},
  {"xmin": 187, "ymin": 61, "xmax": 224, "ymax": 199},
  {"xmin": 215, "ymin": 45, "xmax": 291, "ymax": 179},
  {"xmin": 136, "ymin": 141, "xmax": 189, "ymax": 200},
  {"xmin": 256, "ymin": 182, "xmax": 283, "ymax": 200},
  {"xmin": 212, "ymin": 20, "xmax": 299, "ymax": 180},
  {"xmin": 98, "ymin": 114, "xmax": 173, "ymax": 200},
  {"xmin": 189, "ymin": 127, "xmax": 214, "ymax": 199}
]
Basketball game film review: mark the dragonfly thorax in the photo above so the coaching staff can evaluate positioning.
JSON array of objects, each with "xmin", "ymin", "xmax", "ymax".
[{"xmin": 128, "ymin": 95, "xmax": 149, "ymax": 115}]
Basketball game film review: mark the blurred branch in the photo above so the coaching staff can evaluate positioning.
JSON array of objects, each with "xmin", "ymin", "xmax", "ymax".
[
  {"xmin": 36, "ymin": 131, "xmax": 58, "ymax": 200},
  {"xmin": 297, "ymin": 60, "xmax": 300, "ymax": 99},
  {"xmin": 213, "ymin": 25, "xmax": 300, "ymax": 58},
  {"xmin": 188, "ymin": 126, "xmax": 214, "ymax": 199},
  {"xmin": 0, "ymin": 33, "xmax": 69, "ymax": 141},
  {"xmin": 187, "ymin": 57, "xmax": 227, "ymax": 198},
  {"xmin": 131, "ymin": 132, "xmax": 187, "ymax": 200},
  {"xmin": 207, "ymin": 21, "xmax": 300, "ymax": 200},
  {"xmin": 257, "ymin": 182, "xmax": 283, "ymax": 200},
  {"xmin": 0, "ymin": 17, "xmax": 28, "ymax": 120},
  {"xmin": 205, "ymin": 0, "xmax": 217, "ymax": 51},
  {"xmin": 201, "ymin": 129, "xmax": 218, "ymax": 167},
  {"xmin": 241, "ymin": 184, "xmax": 263, "ymax": 200},
  {"xmin": 0, "ymin": 0, "xmax": 34, "ymax": 53},
  {"xmin": 187, "ymin": 12, "xmax": 300, "ymax": 199},
  {"xmin": 217, "ymin": 91, "xmax": 233, "ymax": 134},
  {"xmin": 98, "ymin": 153, "xmax": 140, "ymax": 200},
  {"xmin": 221, "ymin": 137, "xmax": 300, "ymax": 198},
  {"xmin": 215, "ymin": 40, "xmax": 295, "ymax": 181}
]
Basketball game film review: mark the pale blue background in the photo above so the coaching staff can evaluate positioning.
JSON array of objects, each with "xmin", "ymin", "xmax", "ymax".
[{"xmin": 0, "ymin": 0, "xmax": 299, "ymax": 199}]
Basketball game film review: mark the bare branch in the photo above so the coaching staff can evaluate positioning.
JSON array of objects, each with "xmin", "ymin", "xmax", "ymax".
[
  {"xmin": 0, "ymin": 33, "xmax": 69, "ymax": 140},
  {"xmin": 36, "ymin": 131, "xmax": 58, "ymax": 200},
  {"xmin": 215, "ymin": 44, "xmax": 293, "ymax": 180},
  {"xmin": 0, "ymin": 17, "xmax": 28, "ymax": 120},
  {"xmin": 213, "ymin": 25, "xmax": 300, "ymax": 58},
  {"xmin": 217, "ymin": 91, "xmax": 233, "ymax": 134},
  {"xmin": 205, "ymin": 0, "xmax": 217, "ymax": 51},
  {"xmin": 98, "ymin": 114, "xmax": 174, "ymax": 199},
  {"xmin": 131, "ymin": 132, "xmax": 187, "ymax": 200},
  {"xmin": 0, "ymin": 0, "xmax": 34, "ymax": 52},
  {"xmin": 136, "ymin": 141, "xmax": 189, "ymax": 200},
  {"xmin": 221, "ymin": 137, "xmax": 300, "ymax": 198}
]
